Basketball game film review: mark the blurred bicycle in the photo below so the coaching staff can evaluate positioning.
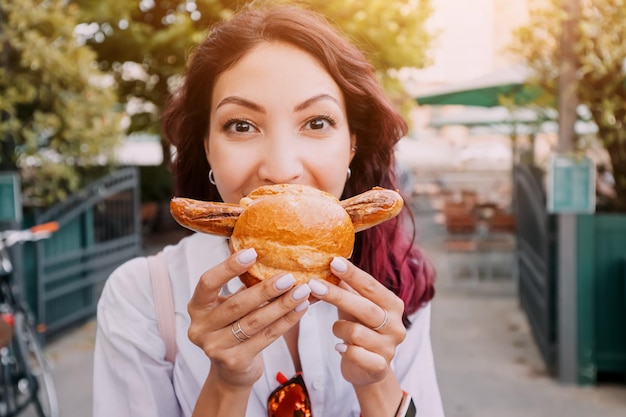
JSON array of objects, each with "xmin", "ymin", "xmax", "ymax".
[{"xmin": 0, "ymin": 222, "xmax": 60, "ymax": 417}]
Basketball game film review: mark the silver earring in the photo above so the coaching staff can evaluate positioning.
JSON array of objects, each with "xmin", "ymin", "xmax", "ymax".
[
  {"xmin": 208, "ymin": 169, "xmax": 216, "ymax": 185},
  {"xmin": 351, "ymin": 145, "xmax": 358, "ymax": 152},
  {"xmin": 346, "ymin": 168, "xmax": 352, "ymax": 180}
]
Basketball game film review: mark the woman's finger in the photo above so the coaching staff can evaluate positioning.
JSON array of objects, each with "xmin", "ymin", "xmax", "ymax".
[
  {"xmin": 235, "ymin": 283, "xmax": 311, "ymax": 337},
  {"xmin": 226, "ymin": 287, "xmax": 311, "ymax": 352},
  {"xmin": 332, "ymin": 319, "xmax": 397, "ymax": 362},
  {"xmin": 330, "ymin": 257, "xmax": 396, "ymax": 305},
  {"xmin": 188, "ymin": 248, "xmax": 258, "ymax": 311},
  {"xmin": 309, "ymin": 277, "xmax": 400, "ymax": 334},
  {"xmin": 209, "ymin": 272, "xmax": 305, "ymax": 330},
  {"xmin": 192, "ymin": 282, "xmax": 311, "ymax": 363},
  {"xmin": 210, "ymin": 297, "xmax": 309, "ymax": 379},
  {"xmin": 334, "ymin": 342, "xmax": 389, "ymax": 384},
  {"xmin": 336, "ymin": 258, "xmax": 403, "ymax": 321}
]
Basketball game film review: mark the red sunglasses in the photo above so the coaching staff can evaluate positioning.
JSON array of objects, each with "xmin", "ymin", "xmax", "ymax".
[{"xmin": 267, "ymin": 372, "xmax": 313, "ymax": 417}]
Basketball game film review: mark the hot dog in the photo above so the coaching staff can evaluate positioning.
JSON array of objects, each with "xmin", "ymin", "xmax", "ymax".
[{"xmin": 170, "ymin": 184, "xmax": 403, "ymax": 286}]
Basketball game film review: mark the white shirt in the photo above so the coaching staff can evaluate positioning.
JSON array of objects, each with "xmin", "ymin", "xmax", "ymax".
[{"xmin": 93, "ymin": 233, "xmax": 444, "ymax": 416}]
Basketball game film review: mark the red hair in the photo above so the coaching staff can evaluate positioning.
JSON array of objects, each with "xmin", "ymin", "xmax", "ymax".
[{"xmin": 162, "ymin": 4, "xmax": 435, "ymax": 325}]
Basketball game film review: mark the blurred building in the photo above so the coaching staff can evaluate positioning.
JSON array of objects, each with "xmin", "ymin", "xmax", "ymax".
[
  {"xmin": 397, "ymin": 0, "xmax": 541, "ymax": 207},
  {"xmin": 404, "ymin": 0, "xmax": 533, "ymax": 95},
  {"xmin": 399, "ymin": 0, "xmax": 601, "ymax": 199}
]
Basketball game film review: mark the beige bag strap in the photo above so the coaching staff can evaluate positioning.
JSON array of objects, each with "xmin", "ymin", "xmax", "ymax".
[{"xmin": 147, "ymin": 251, "xmax": 177, "ymax": 364}]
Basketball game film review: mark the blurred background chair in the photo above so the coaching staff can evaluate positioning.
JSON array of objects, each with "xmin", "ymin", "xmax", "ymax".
[
  {"xmin": 477, "ymin": 210, "xmax": 517, "ymax": 280},
  {"xmin": 443, "ymin": 203, "xmax": 481, "ymax": 281}
]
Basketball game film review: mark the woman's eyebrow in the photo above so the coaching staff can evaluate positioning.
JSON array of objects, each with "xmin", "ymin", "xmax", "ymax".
[
  {"xmin": 216, "ymin": 96, "xmax": 266, "ymax": 113},
  {"xmin": 294, "ymin": 94, "xmax": 341, "ymax": 112}
]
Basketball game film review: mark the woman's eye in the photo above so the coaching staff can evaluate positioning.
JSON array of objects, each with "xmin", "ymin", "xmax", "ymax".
[
  {"xmin": 224, "ymin": 119, "xmax": 256, "ymax": 133},
  {"xmin": 305, "ymin": 116, "xmax": 336, "ymax": 131}
]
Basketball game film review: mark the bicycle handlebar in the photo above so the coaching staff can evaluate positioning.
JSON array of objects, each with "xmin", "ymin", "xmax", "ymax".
[
  {"xmin": 29, "ymin": 222, "xmax": 59, "ymax": 235},
  {"xmin": 0, "ymin": 221, "xmax": 59, "ymax": 249}
]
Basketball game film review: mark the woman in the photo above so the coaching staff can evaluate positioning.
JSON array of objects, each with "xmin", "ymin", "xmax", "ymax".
[{"xmin": 93, "ymin": 3, "xmax": 443, "ymax": 416}]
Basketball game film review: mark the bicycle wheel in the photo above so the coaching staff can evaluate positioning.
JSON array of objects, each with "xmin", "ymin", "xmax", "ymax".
[
  {"xmin": 0, "ymin": 347, "xmax": 19, "ymax": 416},
  {"xmin": 11, "ymin": 312, "xmax": 59, "ymax": 417}
]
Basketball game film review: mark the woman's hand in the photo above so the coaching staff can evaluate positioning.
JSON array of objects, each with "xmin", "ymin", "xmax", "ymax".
[
  {"xmin": 308, "ymin": 257, "xmax": 406, "ymax": 386},
  {"xmin": 187, "ymin": 248, "xmax": 311, "ymax": 389}
]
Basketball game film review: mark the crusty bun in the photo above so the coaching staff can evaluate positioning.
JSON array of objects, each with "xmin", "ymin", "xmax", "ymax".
[
  {"xmin": 230, "ymin": 184, "xmax": 354, "ymax": 287},
  {"xmin": 169, "ymin": 183, "xmax": 404, "ymax": 288},
  {"xmin": 169, "ymin": 199, "xmax": 243, "ymax": 236},
  {"xmin": 340, "ymin": 187, "xmax": 405, "ymax": 232}
]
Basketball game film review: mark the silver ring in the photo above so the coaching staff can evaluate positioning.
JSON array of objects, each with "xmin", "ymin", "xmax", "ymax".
[
  {"xmin": 371, "ymin": 309, "xmax": 389, "ymax": 331},
  {"xmin": 231, "ymin": 320, "xmax": 251, "ymax": 342}
]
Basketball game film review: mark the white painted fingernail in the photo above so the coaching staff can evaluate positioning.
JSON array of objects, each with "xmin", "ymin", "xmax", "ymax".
[
  {"xmin": 275, "ymin": 274, "xmax": 296, "ymax": 290},
  {"xmin": 330, "ymin": 257, "xmax": 348, "ymax": 273},
  {"xmin": 294, "ymin": 300, "xmax": 309, "ymax": 313},
  {"xmin": 291, "ymin": 284, "xmax": 311, "ymax": 301},
  {"xmin": 308, "ymin": 279, "xmax": 328, "ymax": 296},
  {"xmin": 237, "ymin": 248, "xmax": 257, "ymax": 265},
  {"xmin": 335, "ymin": 343, "xmax": 347, "ymax": 353}
]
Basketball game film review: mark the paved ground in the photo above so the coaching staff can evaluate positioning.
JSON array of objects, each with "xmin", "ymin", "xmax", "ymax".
[
  {"xmin": 416, "ymin": 203, "xmax": 626, "ymax": 417},
  {"xmin": 426, "ymin": 245, "xmax": 626, "ymax": 417},
  {"xmin": 24, "ymin": 212, "xmax": 626, "ymax": 416}
]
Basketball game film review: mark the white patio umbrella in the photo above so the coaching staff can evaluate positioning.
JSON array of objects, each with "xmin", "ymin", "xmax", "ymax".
[
  {"xmin": 429, "ymin": 106, "xmax": 553, "ymax": 129},
  {"xmin": 429, "ymin": 106, "xmax": 597, "ymax": 136}
]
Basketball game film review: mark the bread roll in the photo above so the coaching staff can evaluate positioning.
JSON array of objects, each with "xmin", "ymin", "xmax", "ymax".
[{"xmin": 230, "ymin": 184, "xmax": 354, "ymax": 287}]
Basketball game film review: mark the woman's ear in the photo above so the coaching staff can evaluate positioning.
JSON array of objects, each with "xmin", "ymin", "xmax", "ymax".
[
  {"xmin": 349, "ymin": 134, "xmax": 357, "ymax": 162},
  {"xmin": 203, "ymin": 137, "xmax": 211, "ymax": 163}
]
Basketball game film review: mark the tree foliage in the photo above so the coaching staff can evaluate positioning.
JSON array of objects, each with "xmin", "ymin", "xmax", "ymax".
[
  {"xmin": 71, "ymin": 0, "xmax": 433, "ymax": 146},
  {"xmin": 314, "ymin": 0, "xmax": 433, "ymax": 114},
  {"xmin": 0, "ymin": 0, "xmax": 433, "ymax": 207},
  {"xmin": 510, "ymin": 0, "xmax": 626, "ymax": 211},
  {"xmin": 0, "ymin": 0, "xmax": 122, "ymax": 207}
]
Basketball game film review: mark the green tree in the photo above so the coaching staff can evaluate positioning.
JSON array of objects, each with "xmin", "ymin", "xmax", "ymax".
[
  {"xmin": 0, "ymin": 0, "xmax": 122, "ymax": 207},
  {"xmin": 72, "ymin": 0, "xmax": 433, "ymax": 155},
  {"xmin": 510, "ymin": 0, "xmax": 626, "ymax": 210},
  {"xmin": 315, "ymin": 0, "xmax": 433, "ymax": 114}
]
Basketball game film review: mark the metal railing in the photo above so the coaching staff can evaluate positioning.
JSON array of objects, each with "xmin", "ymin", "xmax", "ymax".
[
  {"xmin": 29, "ymin": 168, "xmax": 142, "ymax": 337},
  {"xmin": 513, "ymin": 164, "xmax": 558, "ymax": 375}
]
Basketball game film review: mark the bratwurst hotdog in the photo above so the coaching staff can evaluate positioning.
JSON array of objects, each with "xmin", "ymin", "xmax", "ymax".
[{"xmin": 170, "ymin": 184, "xmax": 403, "ymax": 287}]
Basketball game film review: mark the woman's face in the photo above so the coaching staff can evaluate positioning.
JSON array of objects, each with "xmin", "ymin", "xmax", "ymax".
[{"xmin": 206, "ymin": 41, "xmax": 356, "ymax": 204}]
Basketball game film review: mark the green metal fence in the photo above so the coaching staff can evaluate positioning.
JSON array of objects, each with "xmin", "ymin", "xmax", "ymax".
[
  {"xmin": 514, "ymin": 164, "xmax": 558, "ymax": 375},
  {"xmin": 577, "ymin": 214, "xmax": 626, "ymax": 384},
  {"xmin": 515, "ymin": 164, "xmax": 626, "ymax": 384},
  {"xmin": 27, "ymin": 167, "xmax": 142, "ymax": 337}
]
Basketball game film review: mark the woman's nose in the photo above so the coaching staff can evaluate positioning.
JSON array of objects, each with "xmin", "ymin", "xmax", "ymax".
[{"xmin": 257, "ymin": 137, "xmax": 304, "ymax": 184}]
